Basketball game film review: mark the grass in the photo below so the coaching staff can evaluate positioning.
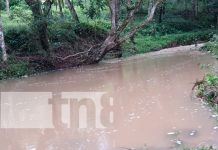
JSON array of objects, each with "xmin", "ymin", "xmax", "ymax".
[{"xmin": 122, "ymin": 30, "xmax": 215, "ymax": 57}]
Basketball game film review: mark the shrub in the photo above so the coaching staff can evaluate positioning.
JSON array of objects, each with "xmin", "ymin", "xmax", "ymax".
[
  {"xmin": 74, "ymin": 22, "xmax": 107, "ymax": 39},
  {"xmin": 9, "ymin": 6, "xmax": 32, "ymax": 23},
  {"xmin": 139, "ymin": 18, "xmax": 205, "ymax": 36},
  {"xmin": 202, "ymin": 34, "xmax": 218, "ymax": 56},
  {"xmin": 48, "ymin": 20, "xmax": 76, "ymax": 43},
  {"xmin": 0, "ymin": 60, "xmax": 30, "ymax": 80},
  {"xmin": 195, "ymin": 74, "xmax": 218, "ymax": 107},
  {"xmin": 4, "ymin": 25, "xmax": 42, "ymax": 54}
]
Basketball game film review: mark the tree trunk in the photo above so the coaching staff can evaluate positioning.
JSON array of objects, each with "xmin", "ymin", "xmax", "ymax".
[
  {"xmin": 216, "ymin": 13, "xmax": 218, "ymax": 29},
  {"xmin": 148, "ymin": 0, "xmax": 154, "ymax": 16},
  {"xmin": 0, "ymin": 16, "xmax": 7, "ymax": 62},
  {"xmin": 115, "ymin": 0, "xmax": 119, "ymax": 28},
  {"xmin": 58, "ymin": 0, "xmax": 64, "ymax": 17},
  {"xmin": 6, "ymin": 0, "xmax": 10, "ymax": 15},
  {"xmin": 55, "ymin": 0, "xmax": 161, "ymax": 66},
  {"xmin": 65, "ymin": 0, "xmax": 79, "ymax": 23},
  {"xmin": 217, "ymin": 15, "xmax": 218, "ymax": 29},
  {"xmin": 158, "ymin": 3, "xmax": 163, "ymax": 23},
  {"xmin": 25, "ymin": 0, "xmax": 51, "ymax": 55},
  {"xmin": 191, "ymin": 0, "xmax": 198, "ymax": 19}
]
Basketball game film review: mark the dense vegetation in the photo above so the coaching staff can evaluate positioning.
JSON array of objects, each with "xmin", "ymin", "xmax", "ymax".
[
  {"xmin": 0, "ymin": 0, "xmax": 218, "ymax": 79},
  {"xmin": 194, "ymin": 34, "xmax": 218, "ymax": 112}
]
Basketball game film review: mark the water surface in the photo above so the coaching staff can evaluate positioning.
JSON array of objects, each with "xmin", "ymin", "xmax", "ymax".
[{"xmin": 0, "ymin": 48, "xmax": 218, "ymax": 150}]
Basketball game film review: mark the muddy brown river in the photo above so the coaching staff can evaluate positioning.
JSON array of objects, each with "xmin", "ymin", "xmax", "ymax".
[{"xmin": 0, "ymin": 46, "xmax": 218, "ymax": 150}]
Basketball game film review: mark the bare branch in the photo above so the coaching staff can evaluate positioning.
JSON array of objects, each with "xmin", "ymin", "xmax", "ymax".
[
  {"xmin": 118, "ymin": 0, "xmax": 161, "ymax": 44},
  {"xmin": 54, "ymin": 44, "xmax": 101, "ymax": 60}
]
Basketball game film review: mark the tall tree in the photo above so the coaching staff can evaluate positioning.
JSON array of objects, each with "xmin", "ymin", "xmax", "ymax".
[
  {"xmin": 25, "ymin": 0, "xmax": 52, "ymax": 56},
  {"xmin": 0, "ymin": 13, "xmax": 7, "ymax": 62},
  {"xmin": 191, "ymin": 0, "xmax": 198, "ymax": 19},
  {"xmin": 58, "ymin": 0, "xmax": 162, "ymax": 65},
  {"xmin": 65, "ymin": 0, "xmax": 80, "ymax": 23},
  {"xmin": 158, "ymin": 1, "xmax": 165, "ymax": 23},
  {"xmin": 58, "ymin": 0, "xmax": 64, "ymax": 17}
]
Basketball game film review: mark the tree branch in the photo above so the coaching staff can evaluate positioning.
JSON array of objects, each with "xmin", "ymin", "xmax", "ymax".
[
  {"xmin": 118, "ymin": 0, "xmax": 161, "ymax": 44},
  {"xmin": 53, "ymin": 44, "xmax": 101, "ymax": 60},
  {"xmin": 117, "ymin": 0, "xmax": 142, "ymax": 33},
  {"xmin": 43, "ymin": 0, "xmax": 53, "ymax": 16}
]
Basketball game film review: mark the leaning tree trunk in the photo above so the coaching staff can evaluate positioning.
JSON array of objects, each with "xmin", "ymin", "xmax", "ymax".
[
  {"xmin": 115, "ymin": 0, "xmax": 119, "ymax": 28},
  {"xmin": 0, "ymin": 16, "xmax": 7, "ymax": 62},
  {"xmin": 148, "ymin": 0, "xmax": 154, "ymax": 16},
  {"xmin": 25, "ymin": 0, "xmax": 51, "ymax": 55},
  {"xmin": 55, "ymin": 0, "xmax": 161, "ymax": 67},
  {"xmin": 65, "ymin": 0, "xmax": 79, "ymax": 23}
]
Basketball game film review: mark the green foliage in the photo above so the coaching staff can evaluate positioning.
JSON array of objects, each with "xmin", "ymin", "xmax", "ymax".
[
  {"xmin": 9, "ymin": 5, "xmax": 32, "ymax": 23},
  {"xmin": 205, "ymin": 74, "xmax": 218, "ymax": 86},
  {"xmin": 48, "ymin": 20, "xmax": 76, "ymax": 43},
  {"xmin": 0, "ymin": 0, "xmax": 5, "ymax": 10},
  {"xmin": 195, "ymin": 73, "xmax": 218, "ymax": 107},
  {"xmin": 74, "ymin": 22, "xmax": 107, "ymax": 39},
  {"xmin": 0, "ymin": 60, "xmax": 30, "ymax": 80},
  {"xmin": 122, "ymin": 30, "xmax": 214, "ymax": 57},
  {"xmin": 4, "ymin": 25, "xmax": 42, "ymax": 54},
  {"xmin": 1, "ymin": 0, "xmax": 218, "ymax": 80},
  {"xmin": 80, "ymin": 0, "xmax": 107, "ymax": 19},
  {"xmin": 3, "ymin": 18, "xmax": 107, "ymax": 56},
  {"xmin": 202, "ymin": 35, "xmax": 218, "ymax": 56},
  {"xmin": 140, "ymin": 19, "xmax": 204, "ymax": 36}
]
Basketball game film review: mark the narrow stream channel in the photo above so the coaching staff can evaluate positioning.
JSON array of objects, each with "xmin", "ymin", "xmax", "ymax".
[{"xmin": 0, "ymin": 47, "xmax": 218, "ymax": 150}]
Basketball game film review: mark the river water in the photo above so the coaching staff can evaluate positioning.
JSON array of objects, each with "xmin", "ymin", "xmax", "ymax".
[{"xmin": 0, "ymin": 46, "xmax": 218, "ymax": 150}]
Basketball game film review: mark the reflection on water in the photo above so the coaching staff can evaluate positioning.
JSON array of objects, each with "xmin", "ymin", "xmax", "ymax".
[{"xmin": 0, "ymin": 49, "xmax": 218, "ymax": 150}]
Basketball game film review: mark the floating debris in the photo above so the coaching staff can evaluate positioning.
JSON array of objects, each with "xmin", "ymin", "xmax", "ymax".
[
  {"xmin": 213, "ymin": 126, "xmax": 218, "ymax": 130},
  {"xmin": 211, "ymin": 114, "xmax": 218, "ymax": 118},
  {"xmin": 167, "ymin": 132, "xmax": 177, "ymax": 135},
  {"xmin": 175, "ymin": 139, "xmax": 183, "ymax": 145},
  {"xmin": 189, "ymin": 130, "xmax": 197, "ymax": 136},
  {"xmin": 25, "ymin": 145, "xmax": 36, "ymax": 150},
  {"xmin": 167, "ymin": 131, "xmax": 179, "ymax": 136},
  {"xmin": 22, "ymin": 75, "xmax": 28, "ymax": 78}
]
